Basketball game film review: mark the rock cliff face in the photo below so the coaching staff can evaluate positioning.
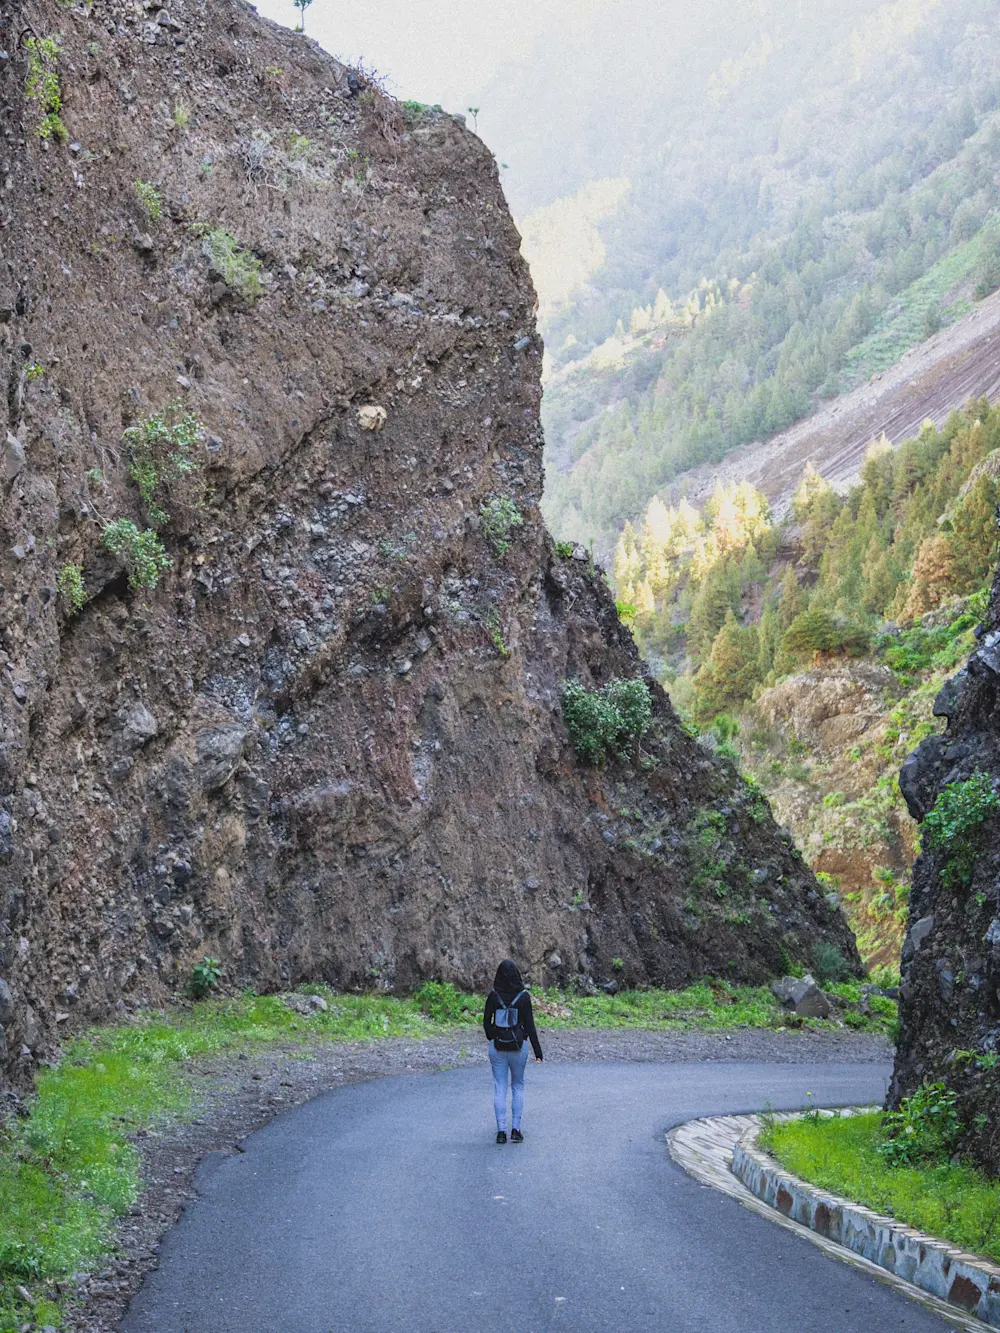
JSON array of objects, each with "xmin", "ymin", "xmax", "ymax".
[
  {"xmin": 895, "ymin": 590, "xmax": 1000, "ymax": 1174},
  {"xmin": 748, "ymin": 662, "xmax": 918, "ymax": 966},
  {"xmin": 0, "ymin": 0, "xmax": 857, "ymax": 1083}
]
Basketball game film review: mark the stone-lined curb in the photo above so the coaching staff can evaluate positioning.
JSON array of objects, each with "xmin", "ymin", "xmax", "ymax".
[
  {"xmin": 732, "ymin": 1115, "xmax": 1000, "ymax": 1328},
  {"xmin": 668, "ymin": 1112, "xmax": 988, "ymax": 1333}
]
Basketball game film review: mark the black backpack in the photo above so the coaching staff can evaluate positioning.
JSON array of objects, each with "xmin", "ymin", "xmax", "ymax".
[{"xmin": 492, "ymin": 989, "xmax": 527, "ymax": 1050}]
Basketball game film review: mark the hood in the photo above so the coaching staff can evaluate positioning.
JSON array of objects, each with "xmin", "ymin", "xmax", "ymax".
[{"xmin": 493, "ymin": 959, "xmax": 524, "ymax": 998}]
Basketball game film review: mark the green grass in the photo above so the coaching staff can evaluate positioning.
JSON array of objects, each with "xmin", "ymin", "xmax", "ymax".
[
  {"xmin": 762, "ymin": 1112, "xmax": 1000, "ymax": 1265},
  {"xmin": 840, "ymin": 220, "xmax": 1000, "ymax": 389},
  {"xmin": 0, "ymin": 982, "xmax": 895, "ymax": 1329}
]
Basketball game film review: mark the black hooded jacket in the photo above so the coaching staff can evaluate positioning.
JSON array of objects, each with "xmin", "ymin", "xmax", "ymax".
[{"xmin": 483, "ymin": 959, "xmax": 543, "ymax": 1059}]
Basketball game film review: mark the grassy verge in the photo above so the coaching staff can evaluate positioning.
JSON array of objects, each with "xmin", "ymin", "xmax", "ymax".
[
  {"xmin": 0, "ymin": 980, "xmax": 894, "ymax": 1330},
  {"xmin": 761, "ymin": 1111, "xmax": 1000, "ymax": 1265}
]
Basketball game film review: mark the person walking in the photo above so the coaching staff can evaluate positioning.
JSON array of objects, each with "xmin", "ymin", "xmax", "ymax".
[{"xmin": 483, "ymin": 959, "xmax": 543, "ymax": 1144}]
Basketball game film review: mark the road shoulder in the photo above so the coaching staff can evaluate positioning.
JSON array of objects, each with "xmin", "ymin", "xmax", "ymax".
[{"xmin": 669, "ymin": 1111, "xmax": 989, "ymax": 1333}]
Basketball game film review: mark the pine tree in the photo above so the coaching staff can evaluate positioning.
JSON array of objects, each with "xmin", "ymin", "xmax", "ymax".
[
  {"xmin": 949, "ymin": 474, "xmax": 998, "ymax": 591},
  {"xmin": 711, "ymin": 611, "xmax": 761, "ymax": 703},
  {"xmin": 687, "ymin": 558, "xmax": 741, "ymax": 657},
  {"xmin": 776, "ymin": 564, "xmax": 804, "ymax": 630},
  {"xmin": 902, "ymin": 533, "xmax": 958, "ymax": 620}
]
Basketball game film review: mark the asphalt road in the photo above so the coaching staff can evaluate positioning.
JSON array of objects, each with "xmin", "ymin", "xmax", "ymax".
[{"xmin": 121, "ymin": 1059, "xmax": 951, "ymax": 1333}]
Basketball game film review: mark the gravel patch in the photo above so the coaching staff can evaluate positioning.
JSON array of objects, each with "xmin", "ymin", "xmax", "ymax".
[{"xmin": 65, "ymin": 1027, "xmax": 891, "ymax": 1332}]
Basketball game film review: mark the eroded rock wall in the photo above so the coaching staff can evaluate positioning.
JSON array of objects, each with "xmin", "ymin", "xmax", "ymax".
[
  {"xmin": 0, "ymin": 0, "xmax": 857, "ymax": 1082},
  {"xmin": 895, "ymin": 585, "xmax": 1000, "ymax": 1174}
]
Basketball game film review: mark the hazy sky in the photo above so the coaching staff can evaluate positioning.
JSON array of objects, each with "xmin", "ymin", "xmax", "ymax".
[{"xmin": 253, "ymin": 0, "xmax": 610, "ymax": 113}]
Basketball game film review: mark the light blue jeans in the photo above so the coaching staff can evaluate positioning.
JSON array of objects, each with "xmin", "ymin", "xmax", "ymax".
[{"xmin": 489, "ymin": 1041, "xmax": 530, "ymax": 1131}]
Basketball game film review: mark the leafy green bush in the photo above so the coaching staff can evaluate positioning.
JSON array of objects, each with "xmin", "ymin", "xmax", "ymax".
[
  {"xmin": 813, "ymin": 941, "xmax": 850, "ymax": 984},
  {"xmin": 922, "ymin": 771, "xmax": 999, "ymax": 888},
  {"xmin": 479, "ymin": 495, "xmax": 524, "ymax": 555},
  {"xmin": 879, "ymin": 592, "xmax": 988, "ymax": 674},
  {"xmin": 562, "ymin": 676, "xmax": 652, "ymax": 764},
  {"xmin": 879, "ymin": 1081, "xmax": 962, "ymax": 1167},
  {"xmin": 554, "ymin": 540, "xmax": 575, "ymax": 558},
  {"xmin": 122, "ymin": 405, "xmax": 205, "ymax": 527},
  {"xmin": 196, "ymin": 225, "xmax": 263, "ymax": 298},
  {"xmin": 56, "ymin": 562, "xmax": 86, "ymax": 613},
  {"xmin": 101, "ymin": 520, "xmax": 172, "ymax": 590},
  {"xmin": 188, "ymin": 957, "xmax": 222, "ymax": 999},
  {"xmin": 413, "ymin": 981, "xmax": 473, "ymax": 1024}
]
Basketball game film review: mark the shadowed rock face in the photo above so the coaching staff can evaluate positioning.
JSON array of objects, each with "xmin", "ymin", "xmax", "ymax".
[
  {"xmin": 0, "ymin": 0, "xmax": 857, "ymax": 1084},
  {"xmin": 893, "ymin": 594, "xmax": 1000, "ymax": 1174}
]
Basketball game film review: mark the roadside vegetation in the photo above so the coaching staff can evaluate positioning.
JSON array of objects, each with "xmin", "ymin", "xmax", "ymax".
[
  {"xmin": 762, "ymin": 1099, "xmax": 1000, "ymax": 1266},
  {"xmin": 0, "ymin": 978, "xmax": 895, "ymax": 1330}
]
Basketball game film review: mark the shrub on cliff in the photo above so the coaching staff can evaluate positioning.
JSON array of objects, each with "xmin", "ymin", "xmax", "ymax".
[
  {"xmin": 101, "ymin": 520, "xmax": 172, "ymax": 590},
  {"xmin": 122, "ymin": 405, "xmax": 206, "ymax": 528},
  {"xmin": 921, "ymin": 771, "xmax": 999, "ymax": 888},
  {"xmin": 479, "ymin": 496, "xmax": 524, "ymax": 555},
  {"xmin": 562, "ymin": 677, "xmax": 652, "ymax": 764}
]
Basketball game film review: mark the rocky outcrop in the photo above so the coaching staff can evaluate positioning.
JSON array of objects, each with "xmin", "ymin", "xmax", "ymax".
[
  {"xmin": 0, "ymin": 0, "xmax": 857, "ymax": 1084},
  {"xmin": 743, "ymin": 663, "xmax": 919, "ymax": 964},
  {"xmin": 893, "ymin": 608, "xmax": 1000, "ymax": 1174}
]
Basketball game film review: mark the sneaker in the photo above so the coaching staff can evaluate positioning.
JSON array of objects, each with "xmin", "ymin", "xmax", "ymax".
[
  {"xmin": 496, "ymin": 1130, "xmax": 507, "ymax": 1144},
  {"xmin": 510, "ymin": 1128, "xmax": 523, "ymax": 1143}
]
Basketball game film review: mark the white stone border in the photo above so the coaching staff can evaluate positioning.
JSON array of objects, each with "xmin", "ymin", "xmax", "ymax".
[
  {"xmin": 732, "ymin": 1113, "xmax": 1000, "ymax": 1328},
  {"xmin": 668, "ymin": 1112, "xmax": 991, "ymax": 1332}
]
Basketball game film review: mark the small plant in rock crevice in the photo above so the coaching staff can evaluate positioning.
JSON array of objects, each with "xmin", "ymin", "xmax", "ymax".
[
  {"xmin": 479, "ymin": 495, "xmax": 524, "ymax": 556},
  {"xmin": 921, "ymin": 771, "xmax": 999, "ymax": 889},
  {"xmin": 101, "ymin": 520, "xmax": 172, "ymax": 590},
  {"xmin": 56, "ymin": 562, "xmax": 86, "ymax": 613},
  {"xmin": 134, "ymin": 179, "xmax": 162, "ymax": 223},
  {"xmin": 483, "ymin": 608, "xmax": 510, "ymax": 659},
  {"xmin": 562, "ymin": 676, "xmax": 653, "ymax": 764},
  {"xmin": 194, "ymin": 224, "xmax": 263, "ymax": 299},
  {"xmin": 25, "ymin": 36, "xmax": 68, "ymax": 143}
]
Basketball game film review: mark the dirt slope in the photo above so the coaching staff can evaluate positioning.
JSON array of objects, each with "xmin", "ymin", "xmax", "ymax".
[
  {"xmin": 665, "ymin": 289, "xmax": 1000, "ymax": 514},
  {"xmin": 0, "ymin": 0, "xmax": 857, "ymax": 1085}
]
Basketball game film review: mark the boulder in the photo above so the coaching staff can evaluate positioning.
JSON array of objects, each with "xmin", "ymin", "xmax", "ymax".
[
  {"xmin": 898, "ymin": 735, "xmax": 946, "ymax": 820},
  {"xmin": 122, "ymin": 702, "xmax": 159, "ymax": 747},
  {"xmin": 771, "ymin": 974, "xmax": 833, "ymax": 1019},
  {"xmin": 194, "ymin": 724, "xmax": 247, "ymax": 791},
  {"xmin": 283, "ymin": 993, "xmax": 328, "ymax": 1016}
]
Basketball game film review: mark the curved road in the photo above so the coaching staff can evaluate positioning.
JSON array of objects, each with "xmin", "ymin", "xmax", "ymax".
[{"xmin": 122, "ymin": 1060, "xmax": 951, "ymax": 1333}]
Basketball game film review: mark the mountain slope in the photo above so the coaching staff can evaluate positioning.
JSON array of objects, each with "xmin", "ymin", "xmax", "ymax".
[
  {"xmin": 490, "ymin": 0, "xmax": 1000, "ymax": 553},
  {"xmin": 656, "ymin": 287, "xmax": 1000, "ymax": 518}
]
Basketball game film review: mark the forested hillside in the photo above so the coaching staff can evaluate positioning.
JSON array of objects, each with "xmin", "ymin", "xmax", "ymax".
[
  {"xmin": 615, "ymin": 400, "xmax": 1000, "ymax": 962},
  {"xmin": 503, "ymin": 0, "xmax": 1000, "ymax": 552}
]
